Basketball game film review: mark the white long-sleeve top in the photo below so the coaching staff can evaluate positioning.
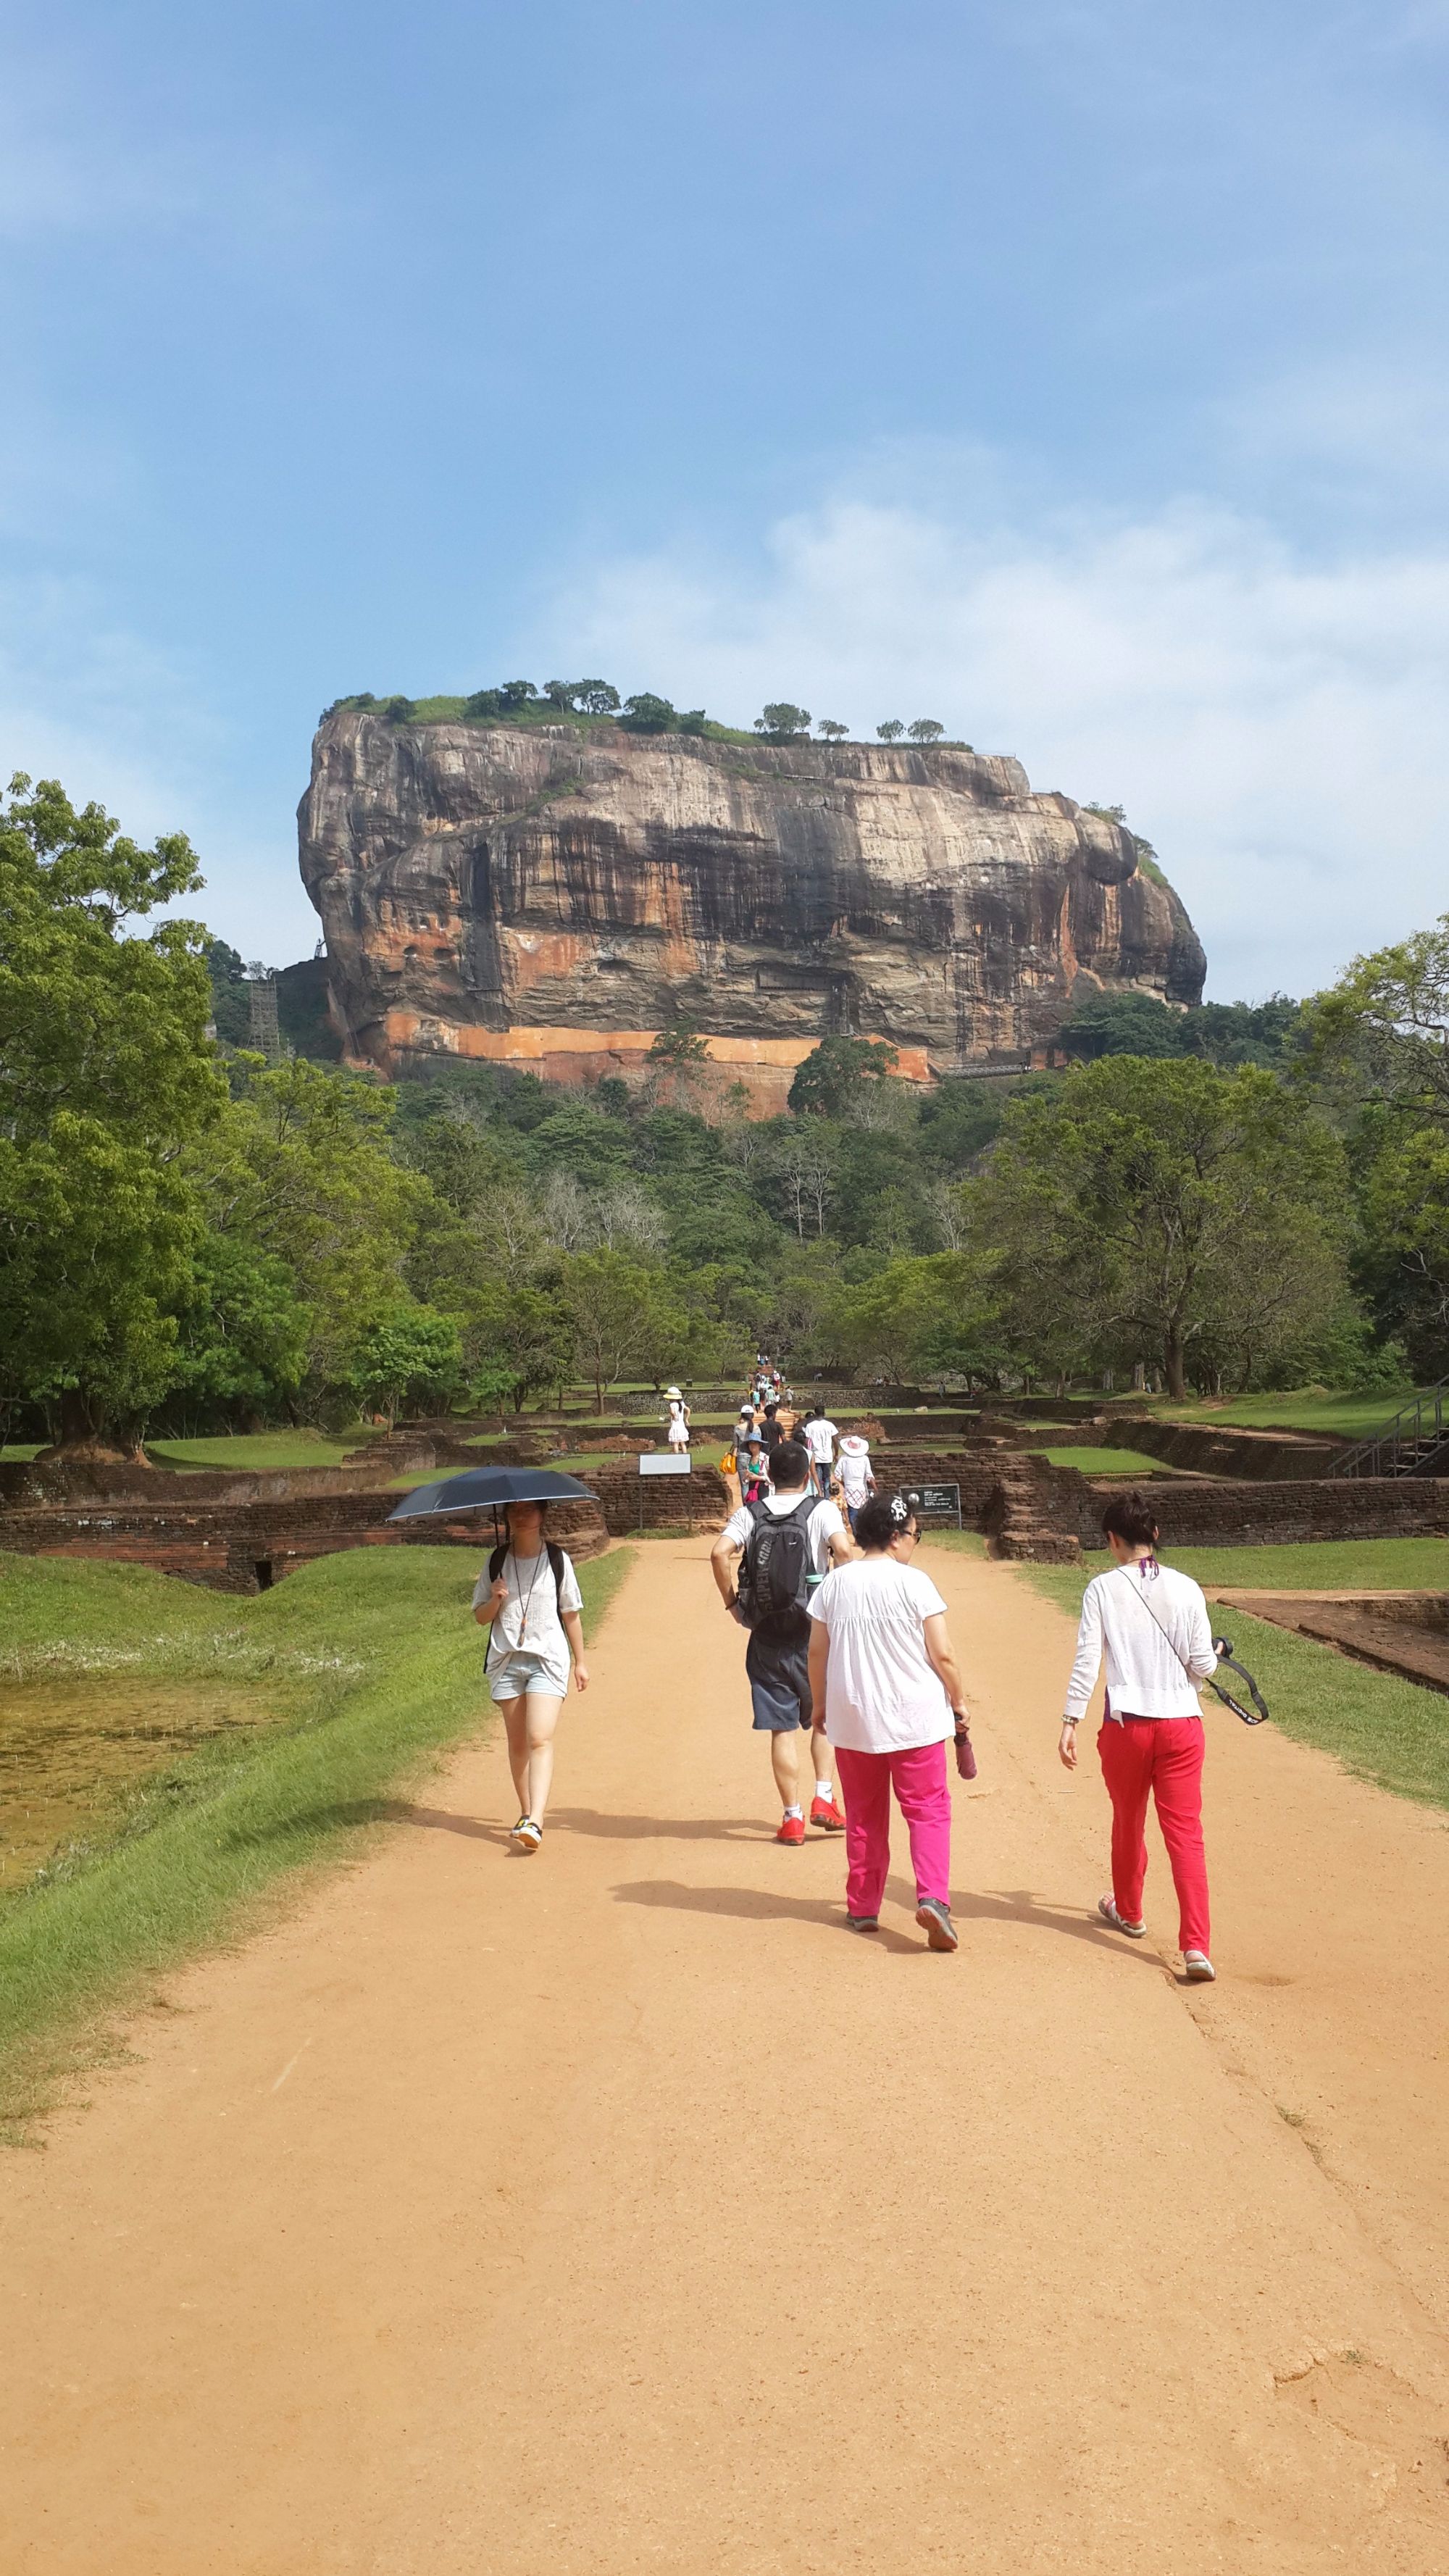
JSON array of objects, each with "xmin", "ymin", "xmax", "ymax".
[{"xmin": 1064, "ymin": 1559, "xmax": 1217, "ymax": 1724}]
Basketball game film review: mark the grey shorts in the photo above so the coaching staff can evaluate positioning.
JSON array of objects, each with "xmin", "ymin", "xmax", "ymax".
[{"xmin": 746, "ymin": 1630, "xmax": 813, "ymax": 1732}]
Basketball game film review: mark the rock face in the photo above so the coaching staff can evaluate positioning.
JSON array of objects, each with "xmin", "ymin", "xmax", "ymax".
[{"xmin": 299, "ymin": 712, "xmax": 1205, "ymax": 1109}]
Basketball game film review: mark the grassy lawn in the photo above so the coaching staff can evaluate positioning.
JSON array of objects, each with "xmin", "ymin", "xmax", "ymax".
[
  {"xmin": 917, "ymin": 1531, "xmax": 989, "ymax": 1559},
  {"xmin": 1093, "ymin": 1535, "xmax": 1448, "ymax": 1591},
  {"xmin": 146, "ymin": 1428, "xmax": 377, "ymax": 1472},
  {"xmin": 1016, "ymin": 1554, "xmax": 1449, "ymax": 1813},
  {"xmin": 0, "ymin": 1542, "xmax": 633, "ymax": 2131},
  {"xmin": 1151, "ymin": 1389, "xmax": 1419, "ymax": 1437},
  {"xmin": 1038, "ymin": 1445, "xmax": 1172, "ymax": 1476}
]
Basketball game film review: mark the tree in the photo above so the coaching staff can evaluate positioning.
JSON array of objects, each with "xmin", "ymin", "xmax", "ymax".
[
  {"xmin": 876, "ymin": 720, "xmax": 905, "ymax": 742},
  {"xmin": 907, "ymin": 720, "xmax": 945, "ymax": 743},
  {"xmin": 561, "ymin": 1251, "xmax": 688, "ymax": 1409},
  {"xmin": 350, "ymin": 1306, "xmax": 462, "ymax": 1427},
  {"xmin": 544, "ymin": 679, "xmax": 621, "ymax": 715},
  {"xmin": 462, "ymin": 1279, "xmax": 576, "ymax": 1416},
  {"xmin": 772, "ymin": 1126, "xmax": 838, "ymax": 1239},
  {"xmin": 1306, "ymin": 917, "xmax": 1449, "ymax": 1123},
  {"xmin": 816, "ymin": 719, "xmax": 849, "ymax": 741},
  {"xmin": 0, "ymin": 772, "xmax": 224, "ymax": 1445},
  {"xmin": 974, "ymin": 1056, "xmax": 1348, "ymax": 1398},
  {"xmin": 165, "ymin": 1232, "xmax": 311, "ymax": 1427},
  {"xmin": 647, "ymin": 1021, "xmax": 709, "ymax": 1065},
  {"xmin": 788, "ymin": 1034, "xmax": 899, "ymax": 1119},
  {"xmin": 753, "ymin": 704, "xmax": 811, "ymax": 741},
  {"xmin": 830, "ymin": 1251, "xmax": 1000, "ymax": 1386},
  {"xmin": 619, "ymin": 692, "xmax": 677, "ymax": 733},
  {"xmin": 191, "ymin": 1057, "xmax": 427, "ymax": 1406},
  {"xmin": 676, "ymin": 708, "xmax": 708, "ymax": 735}
]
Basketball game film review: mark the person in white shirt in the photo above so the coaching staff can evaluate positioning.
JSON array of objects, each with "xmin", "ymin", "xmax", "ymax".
[
  {"xmin": 801, "ymin": 1405, "xmax": 839, "ymax": 1499},
  {"xmin": 711, "ymin": 1439, "xmax": 853, "ymax": 1843},
  {"xmin": 473, "ymin": 1501, "xmax": 589, "ymax": 1854},
  {"xmin": 835, "ymin": 1432, "xmax": 876, "ymax": 1534},
  {"xmin": 665, "ymin": 1387, "xmax": 690, "ymax": 1450},
  {"xmin": 807, "ymin": 1491, "xmax": 972, "ymax": 1950},
  {"xmin": 1058, "ymin": 1491, "xmax": 1219, "ymax": 1981}
]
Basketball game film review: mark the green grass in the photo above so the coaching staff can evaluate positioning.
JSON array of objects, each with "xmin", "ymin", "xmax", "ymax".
[
  {"xmin": 0, "ymin": 1542, "xmax": 632, "ymax": 2129},
  {"xmin": 1151, "ymin": 1389, "xmax": 1419, "ymax": 1437},
  {"xmin": 916, "ymin": 1530, "xmax": 988, "ymax": 1559},
  {"xmin": 1038, "ymin": 1444, "xmax": 1172, "ymax": 1476},
  {"xmin": 146, "ymin": 1428, "xmax": 377, "ymax": 1472},
  {"xmin": 1060, "ymin": 1535, "xmax": 1449, "ymax": 1591},
  {"xmin": 1014, "ymin": 1554, "xmax": 1449, "ymax": 1813}
]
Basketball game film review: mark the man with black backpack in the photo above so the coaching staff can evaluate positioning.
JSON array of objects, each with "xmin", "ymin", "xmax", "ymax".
[{"xmin": 710, "ymin": 1438, "xmax": 853, "ymax": 1843}]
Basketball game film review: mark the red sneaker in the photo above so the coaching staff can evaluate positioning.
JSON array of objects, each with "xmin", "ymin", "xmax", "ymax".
[
  {"xmin": 809, "ymin": 1796, "xmax": 846, "ymax": 1833},
  {"xmin": 775, "ymin": 1814, "xmax": 806, "ymax": 1846}
]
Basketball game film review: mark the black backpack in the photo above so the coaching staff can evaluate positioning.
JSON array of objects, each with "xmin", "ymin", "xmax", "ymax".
[{"xmin": 736, "ymin": 1495, "xmax": 816, "ymax": 1635}]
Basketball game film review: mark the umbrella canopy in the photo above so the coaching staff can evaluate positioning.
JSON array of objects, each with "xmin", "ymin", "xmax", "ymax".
[{"xmin": 387, "ymin": 1466, "xmax": 596, "ymax": 1522}]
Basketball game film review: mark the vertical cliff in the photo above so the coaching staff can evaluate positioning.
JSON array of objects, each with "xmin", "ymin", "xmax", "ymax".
[{"xmin": 298, "ymin": 713, "xmax": 1205, "ymax": 1108}]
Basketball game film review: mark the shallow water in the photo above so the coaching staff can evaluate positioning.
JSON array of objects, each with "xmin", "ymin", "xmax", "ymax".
[{"xmin": 0, "ymin": 1678, "xmax": 277, "ymax": 1897}]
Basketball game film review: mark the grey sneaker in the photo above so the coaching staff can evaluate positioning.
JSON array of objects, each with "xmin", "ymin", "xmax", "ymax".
[
  {"xmin": 845, "ymin": 1913, "xmax": 880, "ymax": 1933},
  {"xmin": 1183, "ymin": 1949, "xmax": 1216, "ymax": 1982},
  {"xmin": 916, "ymin": 1898, "xmax": 959, "ymax": 1953}
]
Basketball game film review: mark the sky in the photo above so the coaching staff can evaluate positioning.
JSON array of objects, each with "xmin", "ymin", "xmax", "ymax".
[{"xmin": 4, "ymin": 0, "xmax": 1449, "ymax": 999}]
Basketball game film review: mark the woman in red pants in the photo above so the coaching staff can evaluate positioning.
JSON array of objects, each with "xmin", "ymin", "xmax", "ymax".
[{"xmin": 1058, "ymin": 1492, "xmax": 1219, "ymax": 1982}]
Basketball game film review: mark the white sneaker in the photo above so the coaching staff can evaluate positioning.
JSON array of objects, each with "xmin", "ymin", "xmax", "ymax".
[
  {"xmin": 1183, "ymin": 1949, "xmax": 1215, "ymax": 1982},
  {"xmin": 511, "ymin": 1816, "xmax": 543, "ymax": 1853},
  {"xmin": 1098, "ymin": 1895, "xmax": 1146, "ymax": 1938}
]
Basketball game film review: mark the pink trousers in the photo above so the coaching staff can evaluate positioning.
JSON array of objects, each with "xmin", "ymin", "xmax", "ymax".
[
  {"xmin": 835, "ymin": 1739, "xmax": 952, "ymax": 1916},
  {"xmin": 1098, "ymin": 1717, "xmax": 1210, "ymax": 1955}
]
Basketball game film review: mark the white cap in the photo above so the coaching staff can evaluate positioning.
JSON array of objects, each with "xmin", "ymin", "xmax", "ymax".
[{"xmin": 666, "ymin": 1386, "xmax": 682, "ymax": 1400}]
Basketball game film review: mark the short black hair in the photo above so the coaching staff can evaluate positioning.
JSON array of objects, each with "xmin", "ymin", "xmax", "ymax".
[
  {"xmin": 806, "ymin": 1403, "xmax": 822, "ymax": 1418},
  {"xmin": 1101, "ymin": 1490, "xmax": 1160, "ymax": 1549},
  {"xmin": 853, "ymin": 1490, "xmax": 914, "ymax": 1550},
  {"xmin": 769, "ymin": 1440, "xmax": 810, "ymax": 1488}
]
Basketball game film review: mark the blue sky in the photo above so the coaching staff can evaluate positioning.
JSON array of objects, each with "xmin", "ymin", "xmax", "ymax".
[{"xmin": 4, "ymin": 0, "xmax": 1448, "ymax": 994}]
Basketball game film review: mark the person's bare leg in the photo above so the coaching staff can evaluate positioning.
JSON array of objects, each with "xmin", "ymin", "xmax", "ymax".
[
  {"xmin": 523, "ymin": 1692, "xmax": 565, "ymax": 1824},
  {"xmin": 769, "ymin": 1727, "xmax": 801, "ymax": 1809},
  {"xmin": 809, "ymin": 1722, "xmax": 835, "ymax": 1799},
  {"xmin": 501, "ymin": 1698, "xmax": 530, "ymax": 1813}
]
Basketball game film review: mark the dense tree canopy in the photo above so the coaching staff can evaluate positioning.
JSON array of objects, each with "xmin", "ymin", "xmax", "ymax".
[{"xmin": 2, "ymin": 772, "xmax": 1439, "ymax": 1438}]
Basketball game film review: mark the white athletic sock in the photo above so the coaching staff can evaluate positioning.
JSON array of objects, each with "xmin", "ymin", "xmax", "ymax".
[
  {"xmin": 783, "ymin": 1804, "xmax": 803, "ymax": 1820},
  {"xmin": 815, "ymin": 1780, "xmax": 833, "ymax": 1801}
]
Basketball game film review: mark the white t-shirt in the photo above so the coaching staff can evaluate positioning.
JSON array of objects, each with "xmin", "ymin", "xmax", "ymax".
[
  {"xmin": 722, "ymin": 1490, "xmax": 847, "ymax": 1580},
  {"xmin": 837, "ymin": 1438, "xmax": 874, "ymax": 1506},
  {"xmin": 803, "ymin": 1416, "xmax": 838, "ymax": 1463},
  {"xmin": 807, "ymin": 1558, "xmax": 953, "ymax": 1753},
  {"xmin": 471, "ymin": 1547, "xmax": 583, "ymax": 1664}
]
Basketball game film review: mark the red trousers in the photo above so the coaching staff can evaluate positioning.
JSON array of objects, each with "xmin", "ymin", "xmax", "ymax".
[{"xmin": 1098, "ymin": 1717, "xmax": 1210, "ymax": 1955}]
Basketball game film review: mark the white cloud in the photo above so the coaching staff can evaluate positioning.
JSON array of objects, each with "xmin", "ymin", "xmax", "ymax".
[{"xmin": 530, "ymin": 478, "xmax": 1449, "ymax": 999}]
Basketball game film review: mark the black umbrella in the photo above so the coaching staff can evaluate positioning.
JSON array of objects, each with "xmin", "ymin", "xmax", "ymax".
[{"xmin": 387, "ymin": 1466, "xmax": 596, "ymax": 1522}]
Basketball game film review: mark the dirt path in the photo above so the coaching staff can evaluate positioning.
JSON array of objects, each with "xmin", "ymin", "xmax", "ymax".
[{"xmin": 4, "ymin": 1538, "xmax": 1449, "ymax": 2572}]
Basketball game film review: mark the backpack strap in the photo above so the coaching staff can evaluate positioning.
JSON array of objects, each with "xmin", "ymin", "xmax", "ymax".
[{"xmin": 546, "ymin": 1540, "xmax": 567, "ymax": 1609}]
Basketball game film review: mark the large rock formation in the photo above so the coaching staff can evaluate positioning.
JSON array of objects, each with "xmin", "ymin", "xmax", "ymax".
[{"xmin": 299, "ymin": 712, "xmax": 1205, "ymax": 1109}]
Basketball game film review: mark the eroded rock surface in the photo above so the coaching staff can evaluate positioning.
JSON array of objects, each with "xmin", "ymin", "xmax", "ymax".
[{"xmin": 298, "ymin": 713, "xmax": 1205, "ymax": 1106}]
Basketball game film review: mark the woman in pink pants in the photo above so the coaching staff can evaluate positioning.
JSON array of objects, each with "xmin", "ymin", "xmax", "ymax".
[{"xmin": 806, "ymin": 1491, "xmax": 971, "ymax": 1951}]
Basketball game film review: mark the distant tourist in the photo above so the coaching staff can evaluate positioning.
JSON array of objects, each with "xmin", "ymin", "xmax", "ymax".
[
  {"xmin": 473, "ymin": 1500, "xmax": 589, "ymax": 1855},
  {"xmin": 665, "ymin": 1386, "xmax": 691, "ymax": 1451},
  {"xmin": 835, "ymin": 1432, "xmax": 877, "ymax": 1534},
  {"xmin": 759, "ymin": 1401, "xmax": 785, "ymax": 1454},
  {"xmin": 806, "ymin": 1492, "xmax": 969, "ymax": 1949},
  {"xmin": 1059, "ymin": 1492, "xmax": 1218, "ymax": 1982},
  {"xmin": 737, "ymin": 1432, "xmax": 771, "ymax": 1504},
  {"xmin": 711, "ymin": 1438, "xmax": 852, "ymax": 1842},
  {"xmin": 802, "ymin": 1403, "xmax": 839, "ymax": 1499}
]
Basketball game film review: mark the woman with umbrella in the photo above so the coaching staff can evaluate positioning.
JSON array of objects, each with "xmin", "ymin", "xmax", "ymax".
[{"xmin": 474, "ymin": 1497, "xmax": 589, "ymax": 1852}]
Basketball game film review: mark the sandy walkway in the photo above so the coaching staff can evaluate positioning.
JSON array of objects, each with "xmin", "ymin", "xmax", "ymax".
[{"xmin": 4, "ymin": 1538, "xmax": 1449, "ymax": 2571}]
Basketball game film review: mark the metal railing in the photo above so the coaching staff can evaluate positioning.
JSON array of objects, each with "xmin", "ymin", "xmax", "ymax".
[{"xmin": 1332, "ymin": 1378, "xmax": 1449, "ymax": 1479}]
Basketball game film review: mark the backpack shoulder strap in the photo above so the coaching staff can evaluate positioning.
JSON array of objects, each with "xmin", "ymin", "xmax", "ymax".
[{"xmin": 546, "ymin": 1541, "xmax": 567, "ymax": 1605}]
